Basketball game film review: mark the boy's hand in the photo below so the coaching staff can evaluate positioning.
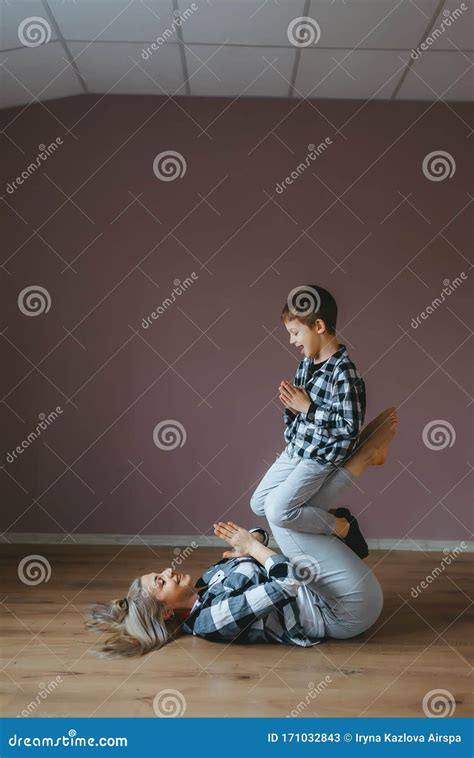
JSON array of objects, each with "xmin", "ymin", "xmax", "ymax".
[
  {"xmin": 279, "ymin": 394, "xmax": 299, "ymax": 414},
  {"xmin": 279, "ymin": 381, "xmax": 311, "ymax": 414}
]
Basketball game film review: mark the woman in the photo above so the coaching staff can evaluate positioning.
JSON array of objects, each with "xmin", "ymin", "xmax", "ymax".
[{"xmin": 86, "ymin": 408, "xmax": 397, "ymax": 658}]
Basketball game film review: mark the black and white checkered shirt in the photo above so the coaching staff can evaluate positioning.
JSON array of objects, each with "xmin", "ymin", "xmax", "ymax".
[
  {"xmin": 181, "ymin": 554, "xmax": 324, "ymax": 647},
  {"xmin": 283, "ymin": 344, "xmax": 366, "ymax": 465}
]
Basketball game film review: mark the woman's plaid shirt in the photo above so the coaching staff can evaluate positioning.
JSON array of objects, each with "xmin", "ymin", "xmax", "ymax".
[
  {"xmin": 283, "ymin": 344, "xmax": 366, "ymax": 464},
  {"xmin": 181, "ymin": 553, "xmax": 324, "ymax": 646}
]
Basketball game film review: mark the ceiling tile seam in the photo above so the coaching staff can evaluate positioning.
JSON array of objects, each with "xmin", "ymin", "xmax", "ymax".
[
  {"xmin": 288, "ymin": 0, "xmax": 311, "ymax": 98},
  {"xmin": 2, "ymin": 42, "xmax": 474, "ymax": 54},
  {"xmin": 391, "ymin": 0, "xmax": 447, "ymax": 99},
  {"xmin": 41, "ymin": 0, "xmax": 88, "ymax": 94},
  {"xmin": 172, "ymin": 0, "xmax": 191, "ymax": 96}
]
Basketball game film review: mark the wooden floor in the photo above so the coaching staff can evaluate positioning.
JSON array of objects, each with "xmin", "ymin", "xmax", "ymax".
[{"xmin": 1, "ymin": 544, "xmax": 472, "ymax": 718}]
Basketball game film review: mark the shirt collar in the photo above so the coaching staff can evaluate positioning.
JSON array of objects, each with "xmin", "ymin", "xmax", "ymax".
[{"xmin": 305, "ymin": 343, "xmax": 347, "ymax": 368}]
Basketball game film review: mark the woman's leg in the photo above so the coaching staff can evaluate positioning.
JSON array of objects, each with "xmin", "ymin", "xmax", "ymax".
[{"xmin": 270, "ymin": 523, "xmax": 383, "ymax": 638}]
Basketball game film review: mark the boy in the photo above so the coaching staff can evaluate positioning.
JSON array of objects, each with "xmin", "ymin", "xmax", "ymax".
[{"xmin": 250, "ymin": 284, "xmax": 369, "ymax": 558}]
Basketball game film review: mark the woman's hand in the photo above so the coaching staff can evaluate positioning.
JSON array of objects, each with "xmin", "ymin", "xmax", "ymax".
[
  {"xmin": 213, "ymin": 521, "xmax": 256, "ymax": 557},
  {"xmin": 279, "ymin": 381, "xmax": 311, "ymax": 414}
]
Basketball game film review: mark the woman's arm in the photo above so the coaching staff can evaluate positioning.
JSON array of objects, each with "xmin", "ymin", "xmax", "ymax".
[
  {"xmin": 181, "ymin": 523, "xmax": 301, "ymax": 640},
  {"xmin": 183, "ymin": 553, "xmax": 299, "ymax": 640},
  {"xmin": 248, "ymin": 538, "xmax": 277, "ymax": 566}
]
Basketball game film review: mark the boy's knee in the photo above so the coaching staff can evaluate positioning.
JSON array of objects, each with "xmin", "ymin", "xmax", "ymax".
[
  {"xmin": 250, "ymin": 493, "xmax": 266, "ymax": 517},
  {"xmin": 265, "ymin": 494, "xmax": 291, "ymax": 528}
]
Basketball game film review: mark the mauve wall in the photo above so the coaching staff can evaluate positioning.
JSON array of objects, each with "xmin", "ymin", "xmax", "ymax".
[{"xmin": 1, "ymin": 94, "xmax": 472, "ymax": 542}]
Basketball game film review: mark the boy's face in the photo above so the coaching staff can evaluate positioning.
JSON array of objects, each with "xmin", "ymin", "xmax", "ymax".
[{"xmin": 285, "ymin": 318, "xmax": 324, "ymax": 359}]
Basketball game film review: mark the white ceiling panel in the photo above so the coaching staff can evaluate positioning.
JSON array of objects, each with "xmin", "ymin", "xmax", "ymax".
[
  {"xmin": 307, "ymin": 0, "xmax": 441, "ymax": 49},
  {"xmin": 68, "ymin": 41, "xmax": 185, "ymax": 95},
  {"xmin": 0, "ymin": 42, "xmax": 82, "ymax": 109},
  {"xmin": 53, "ymin": 0, "xmax": 178, "ymax": 43},
  {"xmin": 0, "ymin": 2, "xmax": 58, "ymax": 50},
  {"xmin": 0, "ymin": 0, "xmax": 472, "ymax": 108},
  {"xmin": 185, "ymin": 45, "xmax": 296, "ymax": 98},
  {"xmin": 178, "ymin": 0, "xmax": 306, "ymax": 46},
  {"xmin": 397, "ymin": 51, "xmax": 474, "ymax": 100},
  {"xmin": 295, "ymin": 49, "xmax": 412, "ymax": 100},
  {"xmin": 417, "ymin": 0, "xmax": 474, "ymax": 51}
]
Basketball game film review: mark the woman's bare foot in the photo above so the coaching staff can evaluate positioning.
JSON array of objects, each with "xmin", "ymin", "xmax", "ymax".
[
  {"xmin": 344, "ymin": 407, "xmax": 398, "ymax": 477},
  {"xmin": 222, "ymin": 529, "xmax": 266, "ymax": 559},
  {"xmin": 359, "ymin": 407, "xmax": 396, "ymax": 447},
  {"xmin": 360, "ymin": 407, "xmax": 398, "ymax": 465}
]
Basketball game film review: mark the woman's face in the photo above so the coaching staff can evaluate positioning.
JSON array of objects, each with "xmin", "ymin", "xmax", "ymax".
[{"xmin": 140, "ymin": 568, "xmax": 195, "ymax": 613}]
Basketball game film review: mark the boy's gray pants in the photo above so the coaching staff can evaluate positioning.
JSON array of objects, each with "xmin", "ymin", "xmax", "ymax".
[{"xmin": 250, "ymin": 446, "xmax": 383, "ymax": 639}]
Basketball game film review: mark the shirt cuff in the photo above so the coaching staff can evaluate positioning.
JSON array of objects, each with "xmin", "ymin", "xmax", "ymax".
[{"xmin": 264, "ymin": 554, "xmax": 290, "ymax": 576}]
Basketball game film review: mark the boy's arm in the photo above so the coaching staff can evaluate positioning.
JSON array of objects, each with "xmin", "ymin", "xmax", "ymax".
[
  {"xmin": 305, "ymin": 365, "xmax": 366, "ymax": 438},
  {"xmin": 282, "ymin": 359, "xmax": 306, "ymax": 426},
  {"xmin": 283, "ymin": 407, "xmax": 297, "ymax": 426}
]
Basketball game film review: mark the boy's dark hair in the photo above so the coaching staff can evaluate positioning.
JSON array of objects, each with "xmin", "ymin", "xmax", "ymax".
[{"xmin": 281, "ymin": 285, "xmax": 338, "ymax": 334}]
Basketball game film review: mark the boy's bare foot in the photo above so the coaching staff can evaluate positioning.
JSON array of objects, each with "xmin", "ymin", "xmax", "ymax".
[{"xmin": 222, "ymin": 529, "xmax": 266, "ymax": 559}]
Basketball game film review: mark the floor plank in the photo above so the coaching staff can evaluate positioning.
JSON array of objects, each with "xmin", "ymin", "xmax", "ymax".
[{"xmin": 0, "ymin": 544, "xmax": 472, "ymax": 718}]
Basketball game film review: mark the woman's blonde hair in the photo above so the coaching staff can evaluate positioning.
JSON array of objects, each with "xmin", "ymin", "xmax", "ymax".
[{"xmin": 85, "ymin": 577, "xmax": 182, "ymax": 658}]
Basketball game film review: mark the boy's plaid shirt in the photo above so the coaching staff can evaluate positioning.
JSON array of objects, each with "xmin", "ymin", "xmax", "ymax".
[
  {"xmin": 283, "ymin": 344, "xmax": 366, "ymax": 465},
  {"xmin": 181, "ymin": 553, "xmax": 324, "ymax": 646}
]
